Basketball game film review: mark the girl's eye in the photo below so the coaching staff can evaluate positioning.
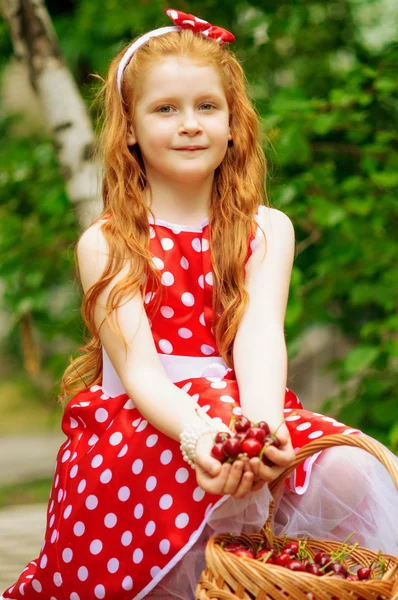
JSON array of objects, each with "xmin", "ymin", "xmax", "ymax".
[
  {"xmin": 157, "ymin": 106, "xmax": 174, "ymax": 113},
  {"xmin": 200, "ymin": 103, "xmax": 215, "ymax": 110},
  {"xmin": 156, "ymin": 104, "xmax": 215, "ymax": 113}
]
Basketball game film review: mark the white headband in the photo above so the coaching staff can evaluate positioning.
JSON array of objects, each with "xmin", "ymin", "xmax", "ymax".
[{"xmin": 116, "ymin": 26, "xmax": 180, "ymax": 94}]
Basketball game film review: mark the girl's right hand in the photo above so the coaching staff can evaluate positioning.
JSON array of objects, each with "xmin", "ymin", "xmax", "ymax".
[{"xmin": 193, "ymin": 432, "xmax": 255, "ymax": 498}]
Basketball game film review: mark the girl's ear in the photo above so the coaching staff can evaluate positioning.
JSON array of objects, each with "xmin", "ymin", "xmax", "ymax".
[{"xmin": 126, "ymin": 122, "xmax": 137, "ymax": 146}]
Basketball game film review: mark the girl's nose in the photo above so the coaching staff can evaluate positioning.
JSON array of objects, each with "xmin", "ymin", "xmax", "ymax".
[{"xmin": 179, "ymin": 112, "xmax": 203, "ymax": 134}]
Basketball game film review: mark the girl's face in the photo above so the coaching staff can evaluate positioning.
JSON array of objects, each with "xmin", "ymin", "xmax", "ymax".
[{"xmin": 127, "ymin": 55, "xmax": 232, "ymax": 184}]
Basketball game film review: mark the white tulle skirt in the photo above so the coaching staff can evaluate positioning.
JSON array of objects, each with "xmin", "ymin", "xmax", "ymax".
[{"xmin": 148, "ymin": 434, "xmax": 398, "ymax": 600}]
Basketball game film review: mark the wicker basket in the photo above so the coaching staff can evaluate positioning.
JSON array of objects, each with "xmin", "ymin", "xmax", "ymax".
[{"xmin": 196, "ymin": 433, "xmax": 398, "ymax": 600}]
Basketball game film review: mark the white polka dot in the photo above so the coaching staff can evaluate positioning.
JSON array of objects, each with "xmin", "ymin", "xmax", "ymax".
[
  {"xmin": 161, "ymin": 271, "xmax": 174, "ymax": 286},
  {"xmin": 121, "ymin": 531, "xmax": 133, "ymax": 546},
  {"xmin": 146, "ymin": 476, "xmax": 157, "ymax": 492},
  {"xmin": 146, "ymin": 434, "xmax": 158, "ymax": 447},
  {"xmin": 62, "ymin": 548, "xmax": 73, "ymax": 563},
  {"xmin": 322, "ymin": 416, "xmax": 336, "ymax": 422},
  {"xmin": 133, "ymin": 548, "xmax": 144, "ymax": 564},
  {"xmin": 134, "ymin": 503, "xmax": 144, "ymax": 519},
  {"xmin": 202, "ymin": 238, "xmax": 209, "ymax": 251},
  {"xmin": 77, "ymin": 479, "xmax": 86, "ymax": 494},
  {"xmin": 160, "ymin": 450, "xmax": 173, "ymax": 465},
  {"xmin": 160, "ymin": 306, "xmax": 174, "ymax": 318},
  {"xmin": 175, "ymin": 513, "xmax": 189, "ymax": 529},
  {"xmin": 51, "ymin": 529, "xmax": 58, "ymax": 543},
  {"xmin": 193, "ymin": 486, "xmax": 205, "ymax": 502},
  {"xmin": 233, "ymin": 406, "xmax": 243, "ymax": 416},
  {"xmin": 145, "ymin": 521, "xmax": 156, "ymax": 536},
  {"xmin": 69, "ymin": 418, "xmax": 78, "ymax": 429},
  {"xmin": 32, "ymin": 580, "xmax": 42, "ymax": 593},
  {"xmin": 136, "ymin": 419, "xmax": 148, "ymax": 432},
  {"xmin": 175, "ymin": 468, "xmax": 189, "ymax": 483},
  {"xmin": 201, "ymin": 344, "xmax": 215, "ymax": 355},
  {"xmin": 73, "ymin": 522, "xmax": 85, "ymax": 537},
  {"xmin": 149, "ymin": 226, "xmax": 155, "ymax": 238},
  {"xmin": 150, "ymin": 566, "xmax": 161, "ymax": 578},
  {"xmin": 210, "ymin": 380, "xmax": 227, "ymax": 388},
  {"xmin": 91, "ymin": 454, "xmax": 103, "ymax": 468},
  {"xmin": 199, "ymin": 312, "xmax": 206, "ymax": 326},
  {"xmin": 100, "ymin": 393, "xmax": 109, "ymax": 400},
  {"xmin": 178, "ymin": 327, "xmax": 193, "ymax": 339},
  {"xmin": 77, "ymin": 566, "xmax": 88, "ymax": 581},
  {"xmin": 49, "ymin": 500, "xmax": 54, "ymax": 513},
  {"xmin": 107, "ymin": 558, "xmax": 119, "ymax": 573},
  {"xmin": 205, "ymin": 272, "xmax": 213, "ymax": 285},
  {"xmin": 40, "ymin": 554, "xmax": 47, "ymax": 569},
  {"xmin": 198, "ymin": 275, "xmax": 204, "ymax": 288},
  {"xmin": 159, "ymin": 494, "xmax": 173, "ymax": 510},
  {"xmin": 104, "ymin": 513, "xmax": 117, "ymax": 528},
  {"xmin": 62, "ymin": 450, "xmax": 71, "ymax": 463},
  {"xmin": 220, "ymin": 395, "xmax": 235, "ymax": 403},
  {"xmin": 286, "ymin": 415, "xmax": 301, "ymax": 421},
  {"xmin": 332, "ymin": 421, "xmax": 345, "ymax": 427},
  {"xmin": 49, "ymin": 515, "xmax": 55, "ymax": 527},
  {"xmin": 90, "ymin": 539, "xmax": 103, "ymax": 555},
  {"xmin": 192, "ymin": 238, "xmax": 201, "ymax": 252},
  {"xmin": 308, "ymin": 430, "xmax": 323, "ymax": 440},
  {"xmin": 100, "ymin": 469, "xmax": 112, "ymax": 484},
  {"xmin": 54, "ymin": 474, "xmax": 59, "ymax": 488},
  {"xmin": 109, "ymin": 432, "xmax": 123, "ymax": 446},
  {"xmin": 159, "ymin": 539, "xmax": 171, "ymax": 554},
  {"xmin": 342, "ymin": 428, "xmax": 359, "ymax": 435},
  {"xmin": 95, "ymin": 408, "xmax": 108, "ymax": 423},
  {"xmin": 144, "ymin": 292, "xmax": 153, "ymax": 303},
  {"xmin": 132, "ymin": 459, "xmax": 144, "ymax": 474},
  {"xmin": 152, "ymin": 257, "xmax": 164, "ymax": 270},
  {"xmin": 296, "ymin": 422, "xmax": 311, "ymax": 431},
  {"xmin": 70, "ymin": 465, "xmax": 78, "ymax": 479},
  {"xmin": 117, "ymin": 443, "xmax": 128, "ymax": 457},
  {"xmin": 180, "ymin": 257, "xmax": 189, "ymax": 269},
  {"xmin": 90, "ymin": 385, "xmax": 102, "ymax": 392},
  {"xmin": 63, "ymin": 505, "xmax": 72, "ymax": 519},
  {"xmin": 70, "ymin": 593, "xmax": 80, "ymax": 600},
  {"xmin": 124, "ymin": 399, "xmax": 135, "ymax": 409},
  {"xmin": 54, "ymin": 572, "xmax": 62, "ymax": 587},
  {"xmin": 122, "ymin": 576, "xmax": 133, "ymax": 591},
  {"xmin": 19, "ymin": 584, "xmax": 25, "ymax": 595},
  {"xmin": 159, "ymin": 339, "xmax": 173, "ymax": 354},
  {"xmin": 181, "ymin": 382, "xmax": 192, "ymax": 393},
  {"xmin": 57, "ymin": 489, "xmax": 63, "ymax": 502},
  {"xmin": 181, "ymin": 292, "xmax": 195, "ymax": 306},
  {"xmin": 161, "ymin": 237, "xmax": 174, "ymax": 250},
  {"xmin": 132, "ymin": 417, "xmax": 141, "ymax": 427},
  {"xmin": 94, "ymin": 584, "xmax": 105, "ymax": 599},
  {"xmin": 85, "ymin": 495, "xmax": 98, "ymax": 510},
  {"xmin": 118, "ymin": 486, "xmax": 130, "ymax": 502},
  {"xmin": 88, "ymin": 434, "xmax": 98, "ymax": 446}
]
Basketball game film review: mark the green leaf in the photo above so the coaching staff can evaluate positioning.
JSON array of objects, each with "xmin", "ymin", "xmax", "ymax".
[{"xmin": 343, "ymin": 346, "xmax": 381, "ymax": 375}]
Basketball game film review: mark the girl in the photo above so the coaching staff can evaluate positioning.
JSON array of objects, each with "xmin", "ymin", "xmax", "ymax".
[{"xmin": 3, "ymin": 8, "xmax": 397, "ymax": 600}]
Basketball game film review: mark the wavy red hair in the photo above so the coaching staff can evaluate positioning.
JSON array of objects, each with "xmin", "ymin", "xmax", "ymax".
[{"xmin": 59, "ymin": 28, "xmax": 268, "ymax": 406}]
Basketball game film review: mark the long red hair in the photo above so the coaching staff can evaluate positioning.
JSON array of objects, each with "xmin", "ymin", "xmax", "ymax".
[{"xmin": 59, "ymin": 28, "xmax": 268, "ymax": 406}]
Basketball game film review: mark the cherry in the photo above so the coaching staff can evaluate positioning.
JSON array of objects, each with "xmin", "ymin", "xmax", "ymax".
[
  {"xmin": 347, "ymin": 575, "xmax": 359, "ymax": 581},
  {"xmin": 257, "ymin": 421, "xmax": 271, "ymax": 435},
  {"xmin": 329, "ymin": 563, "xmax": 348, "ymax": 577},
  {"xmin": 214, "ymin": 431, "xmax": 231, "ymax": 444},
  {"xmin": 211, "ymin": 443, "xmax": 227, "ymax": 462},
  {"xmin": 265, "ymin": 435, "xmax": 281, "ymax": 449},
  {"xmin": 261, "ymin": 455, "xmax": 275, "ymax": 467},
  {"xmin": 357, "ymin": 567, "xmax": 371, "ymax": 580},
  {"xmin": 314, "ymin": 552, "xmax": 331, "ymax": 567},
  {"xmin": 256, "ymin": 548, "xmax": 276, "ymax": 563},
  {"xmin": 286, "ymin": 559, "xmax": 306, "ymax": 571},
  {"xmin": 222, "ymin": 438, "xmax": 242, "ymax": 459},
  {"xmin": 241, "ymin": 438, "xmax": 263, "ymax": 458},
  {"xmin": 284, "ymin": 541, "xmax": 299, "ymax": 555},
  {"xmin": 234, "ymin": 417, "xmax": 251, "ymax": 433},
  {"xmin": 306, "ymin": 563, "xmax": 322, "ymax": 576},
  {"xmin": 234, "ymin": 548, "xmax": 255, "ymax": 559},
  {"xmin": 275, "ymin": 552, "xmax": 292, "ymax": 567},
  {"xmin": 244, "ymin": 427, "xmax": 266, "ymax": 443}
]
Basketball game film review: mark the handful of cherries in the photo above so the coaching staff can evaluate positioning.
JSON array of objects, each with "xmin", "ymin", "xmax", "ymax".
[{"xmin": 210, "ymin": 415, "xmax": 285, "ymax": 467}]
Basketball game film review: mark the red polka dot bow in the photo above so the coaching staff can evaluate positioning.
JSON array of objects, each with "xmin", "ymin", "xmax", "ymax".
[{"xmin": 164, "ymin": 8, "xmax": 235, "ymax": 44}]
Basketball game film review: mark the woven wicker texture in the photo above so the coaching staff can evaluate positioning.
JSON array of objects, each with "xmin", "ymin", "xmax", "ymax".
[{"xmin": 196, "ymin": 433, "xmax": 398, "ymax": 600}]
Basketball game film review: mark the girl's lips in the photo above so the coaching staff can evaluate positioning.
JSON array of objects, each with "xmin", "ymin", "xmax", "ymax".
[{"xmin": 174, "ymin": 147, "xmax": 207, "ymax": 151}]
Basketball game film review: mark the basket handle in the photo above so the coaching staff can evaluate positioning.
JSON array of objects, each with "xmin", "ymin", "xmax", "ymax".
[{"xmin": 265, "ymin": 433, "xmax": 398, "ymax": 540}]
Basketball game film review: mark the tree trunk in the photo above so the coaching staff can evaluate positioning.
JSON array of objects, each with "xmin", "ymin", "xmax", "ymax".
[{"xmin": 0, "ymin": 0, "xmax": 102, "ymax": 228}]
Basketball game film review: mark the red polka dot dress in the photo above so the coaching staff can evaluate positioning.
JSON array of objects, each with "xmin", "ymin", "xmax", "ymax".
[{"xmin": 3, "ymin": 206, "xmax": 397, "ymax": 600}]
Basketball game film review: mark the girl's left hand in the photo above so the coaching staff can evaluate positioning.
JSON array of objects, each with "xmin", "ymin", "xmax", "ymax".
[{"xmin": 246, "ymin": 422, "xmax": 296, "ymax": 491}]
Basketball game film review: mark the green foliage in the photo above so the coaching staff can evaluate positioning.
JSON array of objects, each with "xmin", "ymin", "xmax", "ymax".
[{"xmin": 0, "ymin": 0, "xmax": 397, "ymax": 451}]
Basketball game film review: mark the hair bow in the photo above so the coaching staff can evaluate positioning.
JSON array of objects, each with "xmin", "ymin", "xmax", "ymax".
[{"xmin": 164, "ymin": 8, "xmax": 235, "ymax": 44}]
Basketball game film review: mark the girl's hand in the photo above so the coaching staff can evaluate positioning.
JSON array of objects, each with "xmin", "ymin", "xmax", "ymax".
[
  {"xmin": 193, "ymin": 432, "xmax": 255, "ymax": 499},
  {"xmin": 246, "ymin": 422, "xmax": 296, "ymax": 491}
]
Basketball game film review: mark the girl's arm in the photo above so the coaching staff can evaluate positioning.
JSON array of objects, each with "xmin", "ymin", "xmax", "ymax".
[
  {"xmin": 76, "ymin": 222, "xmax": 205, "ymax": 444},
  {"xmin": 233, "ymin": 207, "xmax": 296, "ymax": 429}
]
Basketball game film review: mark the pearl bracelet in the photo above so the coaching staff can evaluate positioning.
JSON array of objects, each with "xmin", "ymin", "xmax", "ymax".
[{"xmin": 179, "ymin": 407, "xmax": 230, "ymax": 470}]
